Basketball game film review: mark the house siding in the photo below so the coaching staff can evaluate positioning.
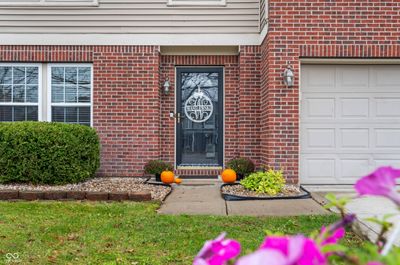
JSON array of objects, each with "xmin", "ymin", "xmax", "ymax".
[{"xmin": 0, "ymin": 0, "xmax": 260, "ymax": 34}]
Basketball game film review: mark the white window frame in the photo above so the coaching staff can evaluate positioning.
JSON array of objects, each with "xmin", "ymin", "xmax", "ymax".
[
  {"xmin": 47, "ymin": 63, "xmax": 93, "ymax": 127},
  {"xmin": 0, "ymin": 0, "xmax": 98, "ymax": 7},
  {"xmin": 0, "ymin": 63, "xmax": 43, "ymax": 121},
  {"xmin": 167, "ymin": 0, "xmax": 226, "ymax": 6}
]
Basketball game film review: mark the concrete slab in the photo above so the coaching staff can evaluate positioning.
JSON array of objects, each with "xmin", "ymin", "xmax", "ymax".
[
  {"xmin": 226, "ymin": 199, "xmax": 329, "ymax": 217},
  {"xmin": 159, "ymin": 183, "xmax": 329, "ymax": 216},
  {"xmin": 311, "ymin": 191, "xmax": 400, "ymax": 247},
  {"xmin": 158, "ymin": 184, "xmax": 227, "ymax": 215}
]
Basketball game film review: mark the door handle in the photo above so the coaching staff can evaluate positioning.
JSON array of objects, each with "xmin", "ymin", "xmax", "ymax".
[{"xmin": 176, "ymin": 112, "xmax": 181, "ymax": 124}]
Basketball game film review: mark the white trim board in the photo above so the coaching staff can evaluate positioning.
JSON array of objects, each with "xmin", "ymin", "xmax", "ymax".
[{"xmin": 0, "ymin": 33, "xmax": 263, "ymax": 46}]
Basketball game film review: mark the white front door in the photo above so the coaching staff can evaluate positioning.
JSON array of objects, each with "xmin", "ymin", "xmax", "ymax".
[{"xmin": 300, "ymin": 64, "xmax": 400, "ymax": 184}]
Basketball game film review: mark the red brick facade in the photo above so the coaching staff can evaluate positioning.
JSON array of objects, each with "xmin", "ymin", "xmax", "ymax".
[
  {"xmin": 1, "ymin": 1, "xmax": 399, "ymax": 181},
  {"xmin": 260, "ymin": 0, "xmax": 400, "ymax": 183}
]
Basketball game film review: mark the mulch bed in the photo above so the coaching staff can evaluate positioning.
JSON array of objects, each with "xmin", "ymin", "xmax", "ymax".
[
  {"xmin": 0, "ymin": 177, "xmax": 172, "ymax": 201},
  {"xmin": 221, "ymin": 183, "xmax": 311, "ymax": 201}
]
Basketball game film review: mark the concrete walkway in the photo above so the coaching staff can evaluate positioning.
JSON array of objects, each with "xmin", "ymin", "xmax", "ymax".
[
  {"xmin": 158, "ymin": 181, "xmax": 328, "ymax": 216},
  {"xmin": 311, "ymin": 191, "xmax": 400, "ymax": 247}
]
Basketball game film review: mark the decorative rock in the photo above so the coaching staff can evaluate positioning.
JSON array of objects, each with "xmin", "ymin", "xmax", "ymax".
[
  {"xmin": 44, "ymin": 191, "xmax": 67, "ymax": 200},
  {"xmin": 66, "ymin": 191, "xmax": 86, "ymax": 200},
  {"xmin": 128, "ymin": 192, "xmax": 151, "ymax": 201},
  {"xmin": 0, "ymin": 190, "xmax": 18, "ymax": 200},
  {"xmin": 86, "ymin": 192, "xmax": 109, "ymax": 201},
  {"xmin": 19, "ymin": 191, "xmax": 44, "ymax": 201},
  {"xmin": 109, "ymin": 192, "xmax": 129, "ymax": 201}
]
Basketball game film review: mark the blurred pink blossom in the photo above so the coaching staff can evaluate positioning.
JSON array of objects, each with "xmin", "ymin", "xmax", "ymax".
[
  {"xmin": 355, "ymin": 166, "xmax": 400, "ymax": 206},
  {"xmin": 193, "ymin": 233, "xmax": 241, "ymax": 265}
]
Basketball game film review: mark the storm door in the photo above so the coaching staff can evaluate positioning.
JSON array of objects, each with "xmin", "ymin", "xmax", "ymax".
[{"xmin": 176, "ymin": 67, "xmax": 223, "ymax": 167}]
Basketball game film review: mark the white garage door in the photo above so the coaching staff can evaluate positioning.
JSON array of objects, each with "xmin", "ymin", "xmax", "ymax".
[{"xmin": 300, "ymin": 64, "xmax": 400, "ymax": 184}]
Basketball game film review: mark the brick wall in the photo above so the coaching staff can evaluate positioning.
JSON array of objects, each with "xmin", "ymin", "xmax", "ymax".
[
  {"xmin": 159, "ymin": 52, "xmax": 261, "ymax": 176},
  {"xmin": 0, "ymin": 46, "xmax": 262, "ymax": 177},
  {"xmin": 261, "ymin": 0, "xmax": 400, "ymax": 183},
  {"xmin": 160, "ymin": 55, "xmax": 236, "ymax": 176},
  {"xmin": 0, "ymin": 45, "xmax": 161, "ymax": 177}
]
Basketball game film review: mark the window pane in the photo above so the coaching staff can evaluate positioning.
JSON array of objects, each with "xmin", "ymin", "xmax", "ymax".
[
  {"xmin": 52, "ymin": 106, "xmax": 65, "ymax": 123},
  {"xmin": 13, "ymin": 85, "xmax": 25, "ymax": 102},
  {"xmin": 26, "ymin": 106, "xmax": 38, "ymax": 121},
  {"xmin": 51, "ymin": 67, "xmax": 64, "ymax": 85},
  {"xmin": 52, "ymin": 85, "xmax": 64, "ymax": 103},
  {"xmin": 65, "ymin": 67, "xmax": 77, "ymax": 85},
  {"xmin": 26, "ymin": 67, "xmax": 38, "ymax": 85},
  {"xmin": 14, "ymin": 106, "xmax": 26, "ymax": 121},
  {"xmin": 0, "ymin": 85, "xmax": 12, "ymax": 102},
  {"xmin": 78, "ymin": 107, "xmax": 90, "ymax": 125},
  {"xmin": 26, "ymin": 85, "xmax": 38, "ymax": 102},
  {"xmin": 0, "ymin": 67, "xmax": 12, "ymax": 84},
  {"xmin": 13, "ymin": 67, "xmax": 25, "ymax": 84},
  {"xmin": 52, "ymin": 106, "xmax": 90, "ymax": 126},
  {"xmin": 78, "ymin": 85, "xmax": 90, "ymax": 103},
  {"xmin": 66, "ymin": 107, "xmax": 78, "ymax": 123},
  {"xmin": 65, "ymin": 85, "xmax": 77, "ymax": 103},
  {"xmin": 0, "ymin": 106, "xmax": 38, "ymax": 122},
  {"xmin": 0, "ymin": 106, "xmax": 12, "ymax": 121},
  {"xmin": 78, "ymin": 67, "xmax": 91, "ymax": 85}
]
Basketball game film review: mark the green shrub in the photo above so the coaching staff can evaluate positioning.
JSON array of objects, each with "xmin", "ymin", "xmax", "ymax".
[
  {"xmin": 240, "ymin": 169, "xmax": 286, "ymax": 195},
  {"xmin": 144, "ymin": 160, "xmax": 173, "ymax": 175},
  {"xmin": 0, "ymin": 122, "xmax": 100, "ymax": 184},
  {"xmin": 226, "ymin": 157, "xmax": 255, "ymax": 177}
]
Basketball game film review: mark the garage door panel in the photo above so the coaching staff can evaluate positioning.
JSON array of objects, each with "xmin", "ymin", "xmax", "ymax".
[
  {"xmin": 375, "ymin": 97, "xmax": 400, "ymax": 118},
  {"xmin": 302, "ymin": 97, "xmax": 335, "ymax": 119},
  {"xmin": 375, "ymin": 129, "xmax": 400, "ymax": 148},
  {"xmin": 301, "ymin": 156, "xmax": 336, "ymax": 184},
  {"xmin": 340, "ymin": 98, "xmax": 370, "ymax": 118},
  {"xmin": 303, "ymin": 66, "xmax": 336, "ymax": 90},
  {"xmin": 371, "ymin": 66, "xmax": 400, "ymax": 89},
  {"xmin": 301, "ymin": 64, "xmax": 400, "ymax": 184},
  {"xmin": 337, "ymin": 66, "xmax": 370, "ymax": 89},
  {"xmin": 340, "ymin": 128, "xmax": 370, "ymax": 148}
]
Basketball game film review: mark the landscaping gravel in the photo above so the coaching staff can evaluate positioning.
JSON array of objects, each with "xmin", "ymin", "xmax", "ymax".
[
  {"xmin": 221, "ymin": 184, "xmax": 308, "ymax": 198},
  {"xmin": 0, "ymin": 177, "xmax": 171, "ymax": 201}
]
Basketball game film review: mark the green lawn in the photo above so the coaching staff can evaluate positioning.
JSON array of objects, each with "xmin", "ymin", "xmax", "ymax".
[{"xmin": 0, "ymin": 201, "xmax": 362, "ymax": 265}]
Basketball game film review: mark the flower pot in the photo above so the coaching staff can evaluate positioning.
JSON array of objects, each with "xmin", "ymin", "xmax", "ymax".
[{"xmin": 155, "ymin": 173, "xmax": 161, "ymax": 182}]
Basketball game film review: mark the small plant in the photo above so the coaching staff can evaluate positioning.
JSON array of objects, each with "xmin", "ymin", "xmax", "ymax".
[
  {"xmin": 144, "ymin": 160, "xmax": 173, "ymax": 176},
  {"xmin": 226, "ymin": 157, "xmax": 255, "ymax": 179},
  {"xmin": 240, "ymin": 168, "xmax": 285, "ymax": 195}
]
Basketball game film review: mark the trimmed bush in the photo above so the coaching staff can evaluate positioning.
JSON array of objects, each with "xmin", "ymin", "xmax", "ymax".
[
  {"xmin": 226, "ymin": 157, "xmax": 255, "ymax": 177},
  {"xmin": 0, "ymin": 122, "xmax": 100, "ymax": 184},
  {"xmin": 144, "ymin": 160, "xmax": 173, "ymax": 175}
]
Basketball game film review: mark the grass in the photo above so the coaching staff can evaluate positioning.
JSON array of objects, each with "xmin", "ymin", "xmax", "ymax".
[{"xmin": 0, "ymin": 201, "xmax": 363, "ymax": 265}]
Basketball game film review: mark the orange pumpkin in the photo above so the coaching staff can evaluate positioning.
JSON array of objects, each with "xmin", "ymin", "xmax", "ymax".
[
  {"xmin": 161, "ymin": 170, "xmax": 175, "ymax": 184},
  {"xmin": 174, "ymin": 178, "xmax": 182, "ymax": 184},
  {"xmin": 221, "ymin": 169, "xmax": 237, "ymax": 183}
]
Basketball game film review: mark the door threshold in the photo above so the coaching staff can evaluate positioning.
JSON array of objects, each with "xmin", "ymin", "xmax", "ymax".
[{"xmin": 177, "ymin": 166, "xmax": 222, "ymax": 170}]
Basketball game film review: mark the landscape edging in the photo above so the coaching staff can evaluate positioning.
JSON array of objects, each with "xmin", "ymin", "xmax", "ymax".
[
  {"xmin": 0, "ymin": 190, "xmax": 152, "ymax": 201},
  {"xmin": 220, "ymin": 184, "xmax": 311, "ymax": 201}
]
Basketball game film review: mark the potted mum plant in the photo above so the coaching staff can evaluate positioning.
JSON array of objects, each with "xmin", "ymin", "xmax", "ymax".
[
  {"xmin": 226, "ymin": 157, "xmax": 255, "ymax": 181},
  {"xmin": 144, "ymin": 160, "xmax": 173, "ymax": 182}
]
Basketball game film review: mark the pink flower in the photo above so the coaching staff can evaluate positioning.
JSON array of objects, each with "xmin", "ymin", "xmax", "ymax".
[
  {"xmin": 366, "ymin": 262, "xmax": 384, "ymax": 265},
  {"xmin": 236, "ymin": 249, "xmax": 287, "ymax": 265},
  {"xmin": 320, "ymin": 226, "xmax": 345, "ymax": 246},
  {"xmin": 236, "ymin": 235, "xmax": 326, "ymax": 265},
  {"xmin": 354, "ymin": 166, "xmax": 400, "ymax": 206},
  {"xmin": 194, "ymin": 233, "xmax": 241, "ymax": 265}
]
